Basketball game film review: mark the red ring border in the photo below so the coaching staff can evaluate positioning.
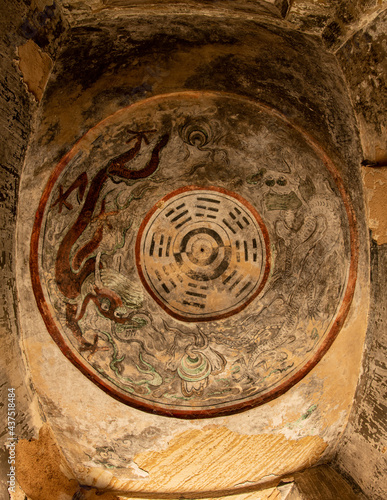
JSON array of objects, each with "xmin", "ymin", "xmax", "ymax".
[
  {"xmin": 29, "ymin": 91, "xmax": 359, "ymax": 419},
  {"xmin": 135, "ymin": 185, "xmax": 271, "ymax": 323}
]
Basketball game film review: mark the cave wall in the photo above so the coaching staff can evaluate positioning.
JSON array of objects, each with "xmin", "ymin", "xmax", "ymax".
[
  {"xmin": 0, "ymin": 1, "xmax": 66, "ymax": 497},
  {"xmin": 334, "ymin": 240, "xmax": 387, "ymax": 500},
  {"xmin": 289, "ymin": 0, "xmax": 387, "ymax": 50},
  {"xmin": 333, "ymin": 9, "xmax": 387, "ymax": 500},
  {"xmin": 0, "ymin": 1, "xmax": 61, "ymax": 498},
  {"xmin": 15, "ymin": 6, "xmax": 369, "ymax": 497},
  {"xmin": 1, "ymin": 1, "xmax": 386, "ymax": 499}
]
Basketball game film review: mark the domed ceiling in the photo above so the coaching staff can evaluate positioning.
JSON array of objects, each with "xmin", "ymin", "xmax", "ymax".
[{"xmin": 30, "ymin": 91, "xmax": 358, "ymax": 418}]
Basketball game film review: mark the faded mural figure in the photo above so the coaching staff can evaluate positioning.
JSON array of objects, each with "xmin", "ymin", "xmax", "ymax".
[
  {"xmin": 32, "ymin": 93, "xmax": 355, "ymax": 417},
  {"xmin": 245, "ymin": 163, "xmax": 345, "ymax": 372},
  {"xmin": 51, "ymin": 130, "xmax": 169, "ymax": 354}
]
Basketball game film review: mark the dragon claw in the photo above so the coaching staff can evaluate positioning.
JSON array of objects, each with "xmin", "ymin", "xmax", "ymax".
[
  {"xmin": 125, "ymin": 129, "xmax": 157, "ymax": 145},
  {"xmin": 80, "ymin": 334, "xmax": 110, "ymax": 359},
  {"xmin": 51, "ymin": 185, "xmax": 73, "ymax": 213}
]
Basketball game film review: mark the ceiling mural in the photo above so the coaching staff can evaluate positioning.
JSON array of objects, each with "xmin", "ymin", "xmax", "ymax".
[{"xmin": 30, "ymin": 92, "xmax": 358, "ymax": 418}]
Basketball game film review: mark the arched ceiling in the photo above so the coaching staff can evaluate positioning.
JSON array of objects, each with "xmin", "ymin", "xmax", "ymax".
[
  {"xmin": 54, "ymin": 0, "xmax": 387, "ymax": 50},
  {"xmin": 16, "ymin": 4, "xmax": 372, "ymax": 497},
  {"xmin": 9, "ymin": 0, "xmax": 387, "ymax": 498}
]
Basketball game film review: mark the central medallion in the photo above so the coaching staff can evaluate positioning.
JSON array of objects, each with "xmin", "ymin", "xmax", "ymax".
[{"xmin": 136, "ymin": 187, "xmax": 270, "ymax": 321}]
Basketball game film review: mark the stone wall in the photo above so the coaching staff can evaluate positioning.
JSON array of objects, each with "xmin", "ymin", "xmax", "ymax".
[
  {"xmin": 334, "ymin": 241, "xmax": 387, "ymax": 500},
  {"xmin": 288, "ymin": 0, "xmax": 387, "ymax": 50},
  {"xmin": 1, "ymin": 1, "xmax": 39, "ymax": 496},
  {"xmin": 333, "ymin": 11, "xmax": 387, "ymax": 498},
  {"xmin": 337, "ymin": 9, "xmax": 387, "ymax": 166},
  {"xmin": 0, "ymin": 1, "xmax": 66, "ymax": 498}
]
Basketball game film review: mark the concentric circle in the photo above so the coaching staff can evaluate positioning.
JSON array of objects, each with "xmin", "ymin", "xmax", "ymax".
[
  {"xmin": 136, "ymin": 186, "xmax": 271, "ymax": 321},
  {"xmin": 30, "ymin": 92, "xmax": 358, "ymax": 418}
]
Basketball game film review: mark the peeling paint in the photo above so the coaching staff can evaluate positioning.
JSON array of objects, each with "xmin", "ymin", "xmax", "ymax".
[
  {"xmin": 78, "ymin": 426, "xmax": 327, "ymax": 493},
  {"xmin": 16, "ymin": 425, "xmax": 79, "ymax": 499},
  {"xmin": 362, "ymin": 167, "xmax": 387, "ymax": 245},
  {"xmin": 129, "ymin": 462, "xmax": 149, "ymax": 479},
  {"xmin": 15, "ymin": 425, "xmax": 123, "ymax": 499},
  {"xmin": 17, "ymin": 39, "xmax": 53, "ymax": 101},
  {"xmin": 287, "ymin": 405, "xmax": 318, "ymax": 430}
]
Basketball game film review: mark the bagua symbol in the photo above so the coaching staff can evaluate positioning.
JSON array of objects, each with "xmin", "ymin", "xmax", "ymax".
[{"xmin": 51, "ymin": 129, "xmax": 169, "ymax": 355}]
